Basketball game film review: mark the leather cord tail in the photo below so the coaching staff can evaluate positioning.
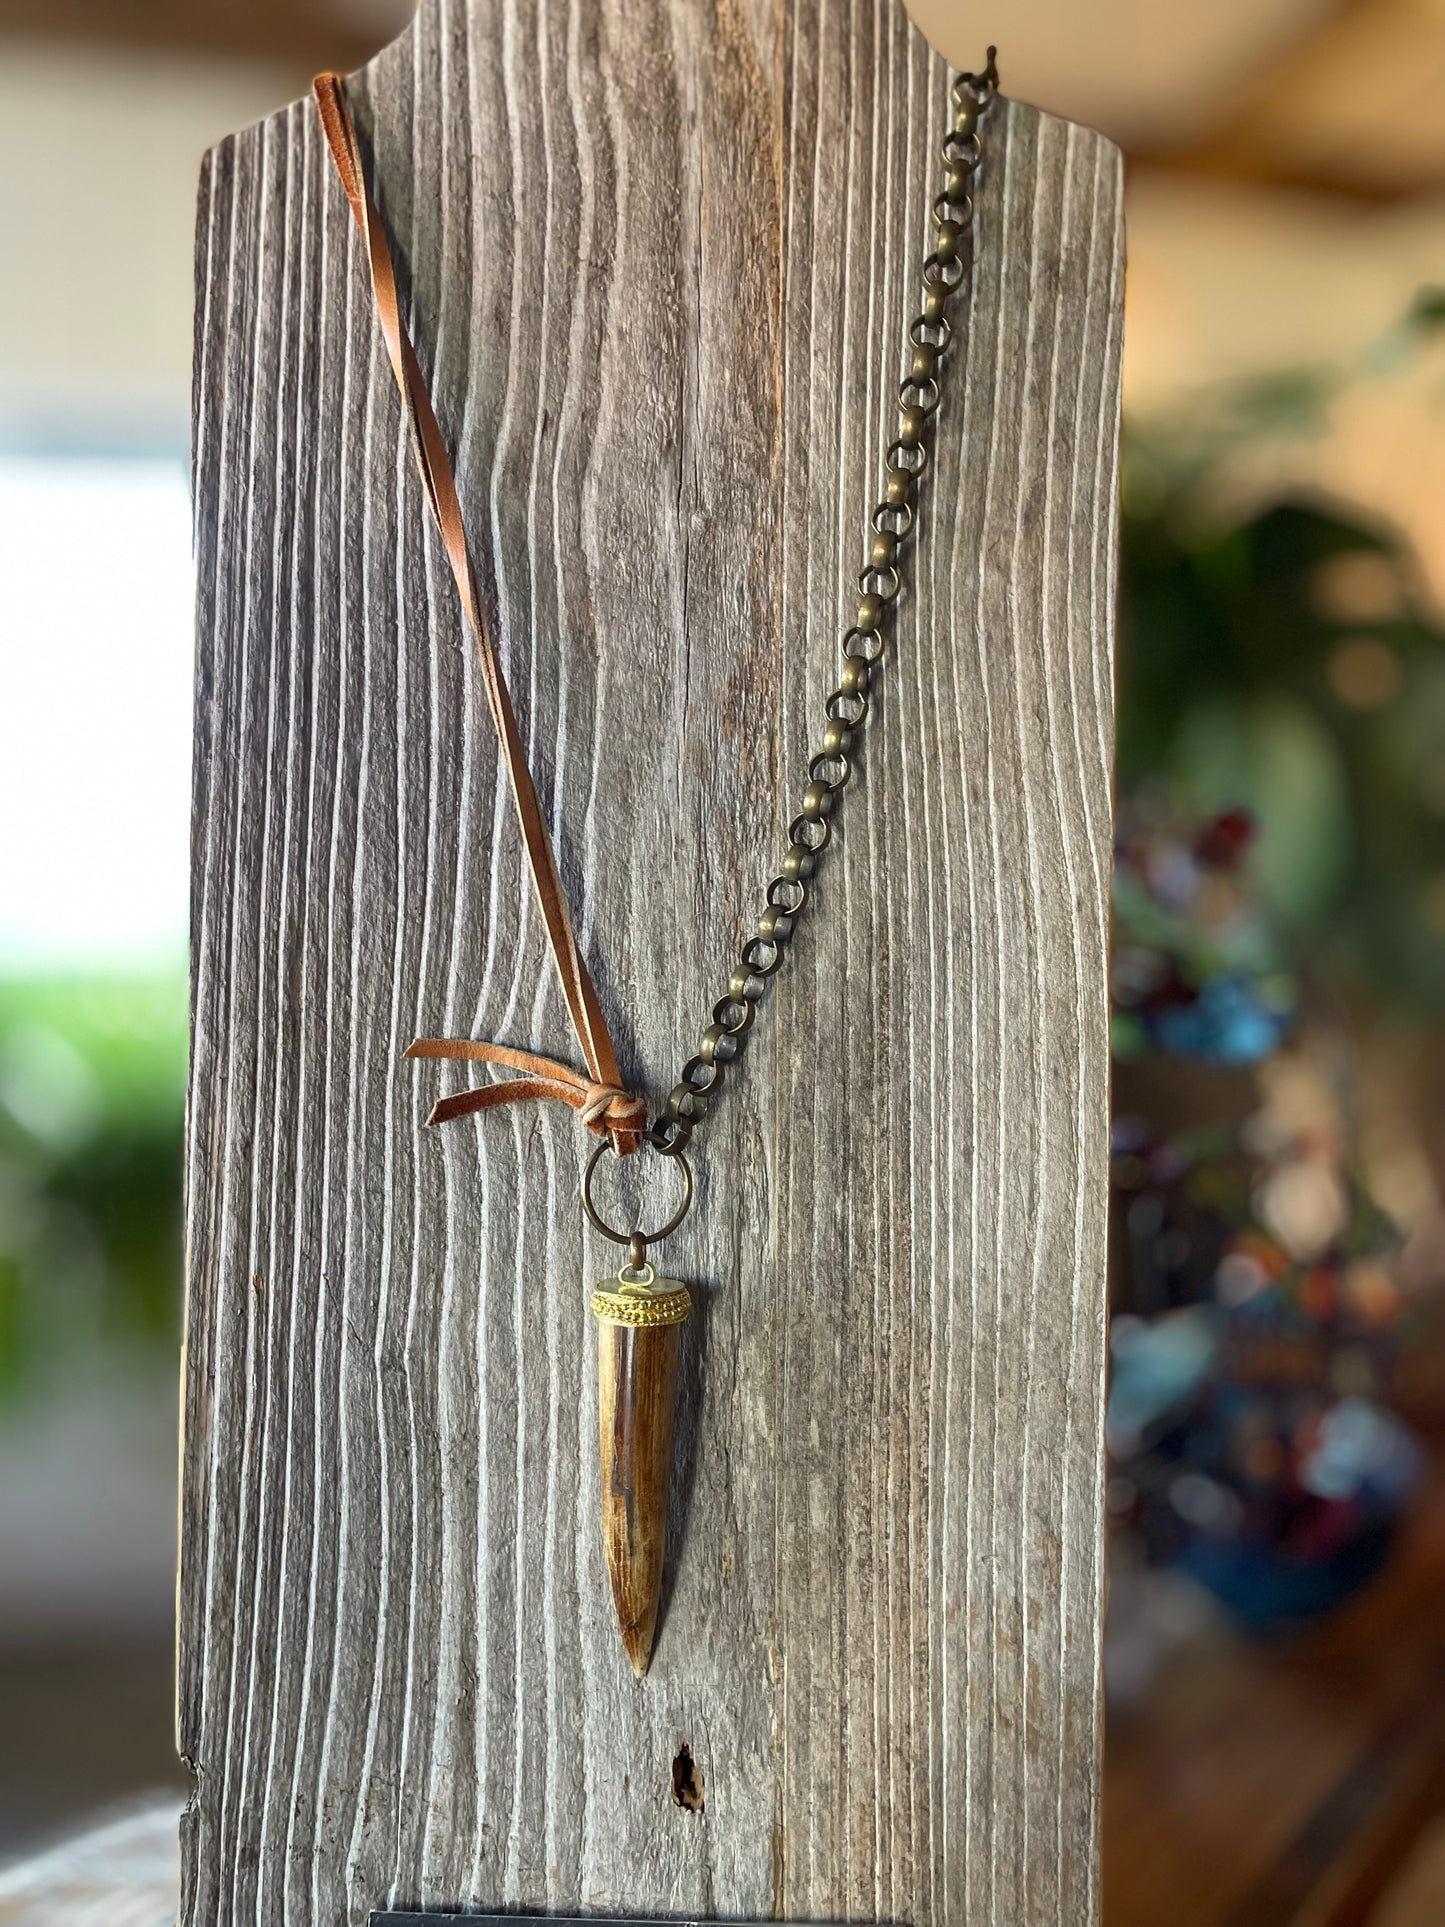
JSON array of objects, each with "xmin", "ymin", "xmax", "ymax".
[
  {"xmin": 313, "ymin": 71, "xmax": 643, "ymax": 1156},
  {"xmin": 404, "ymin": 1039, "xmax": 646, "ymax": 1137}
]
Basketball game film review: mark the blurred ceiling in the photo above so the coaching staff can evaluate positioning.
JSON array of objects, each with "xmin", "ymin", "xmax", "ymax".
[
  {"xmin": 986, "ymin": 0, "xmax": 1445, "ymax": 201},
  {"xmin": 2, "ymin": 0, "xmax": 1441, "ymax": 606},
  {"xmin": 1122, "ymin": 0, "xmax": 1445, "ymax": 198},
  {"xmin": 0, "ymin": 0, "xmax": 405, "ymax": 79},
  {"xmin": 1, "ymin": 0, "xmax": 1443, "ymax": 199}
]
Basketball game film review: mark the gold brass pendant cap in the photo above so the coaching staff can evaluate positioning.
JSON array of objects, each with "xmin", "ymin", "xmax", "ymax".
[{"xmin": 591, "ymin": 1269, "xmax": 691, "ymax": 1329}]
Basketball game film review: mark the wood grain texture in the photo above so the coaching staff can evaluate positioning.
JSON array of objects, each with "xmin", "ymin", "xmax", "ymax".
[{"xmin": 179, "ymin": 0, "xmax": 1123, "ymax": 1920}]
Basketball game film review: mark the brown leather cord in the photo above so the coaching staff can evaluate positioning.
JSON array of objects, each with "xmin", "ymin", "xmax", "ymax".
[
  {"xmin": 404, "ymin": 1039, "xmax": 643, "ymax": 1134},
  {"xmin": 313, "ymin": 72, "xmax": 644, "ymax": 1156}
]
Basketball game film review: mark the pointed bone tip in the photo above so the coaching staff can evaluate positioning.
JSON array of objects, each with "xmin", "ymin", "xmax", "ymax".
[{"xmin": 623, "ymin": 1629, "xmax": 655, "ymax": 1678}]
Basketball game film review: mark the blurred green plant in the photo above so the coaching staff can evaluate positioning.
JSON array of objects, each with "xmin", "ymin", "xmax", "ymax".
[
  {"xmin": 0, "ymin": 977, "xmax": 185, "ymax": 1398},
  {"xmin": 1119, "ymin": 288, "xmax": 1445, "ymax": 1009}
]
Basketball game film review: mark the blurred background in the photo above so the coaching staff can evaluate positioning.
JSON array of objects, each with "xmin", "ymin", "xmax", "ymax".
[{"xmin": 1, "ymin": 0, "xmax": 1443, "ymax": 1919}]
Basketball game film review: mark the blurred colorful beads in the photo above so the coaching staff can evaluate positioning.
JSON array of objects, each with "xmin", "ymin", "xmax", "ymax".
[{"xmin": 1151, "ymin": 975, "xmax": 1292, "ymax": 1064}]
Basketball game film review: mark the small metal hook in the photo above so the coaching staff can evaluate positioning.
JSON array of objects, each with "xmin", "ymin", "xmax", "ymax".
[{"xmin": 958, "ymin": 46, "xmax": 999, "ymax": 100}]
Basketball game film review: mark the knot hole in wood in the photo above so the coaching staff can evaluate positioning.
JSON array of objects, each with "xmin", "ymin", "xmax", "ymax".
[{"xmin": 672, "ymin": 1744, "xmax": 705, "ymax": 1812}]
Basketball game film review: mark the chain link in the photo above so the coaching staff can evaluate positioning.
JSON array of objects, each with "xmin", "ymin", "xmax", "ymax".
[{"xmin": 647, "ymin": 50, "xmax": 1000, "ymax": 1157}]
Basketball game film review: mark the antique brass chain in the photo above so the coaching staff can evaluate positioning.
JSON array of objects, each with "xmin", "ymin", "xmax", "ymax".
[{"xmin": 645, "ymin": 51, "xmax": 999, "ymax": 1160}]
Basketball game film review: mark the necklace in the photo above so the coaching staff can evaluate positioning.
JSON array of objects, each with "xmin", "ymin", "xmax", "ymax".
[{"xmin": 314, "ymin": 49, "xmax": 999, "ymax": 1676}]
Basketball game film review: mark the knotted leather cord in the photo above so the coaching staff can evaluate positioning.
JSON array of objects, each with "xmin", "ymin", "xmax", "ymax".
[
  {"xmin": 313, "ymin": 73, "xmax": 644, "ymax": 1156},
  {"xmin": 403, "ymin": 1038, "xmax": 638, "ymax": 1131}
]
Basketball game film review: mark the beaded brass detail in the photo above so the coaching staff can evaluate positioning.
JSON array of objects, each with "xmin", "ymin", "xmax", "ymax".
[{"xmin": 591, "ymin": 1278, "xmax": 692, "ymax": 1329}]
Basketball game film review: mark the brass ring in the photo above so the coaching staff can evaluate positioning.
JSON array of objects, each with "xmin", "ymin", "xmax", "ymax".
[{"xmin": 581, "ymin": 1140, "xmax": 693, "ymax": 1246}]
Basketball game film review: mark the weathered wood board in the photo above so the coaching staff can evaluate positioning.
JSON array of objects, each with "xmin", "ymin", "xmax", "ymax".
[{"xmin": 179, "ymin": 0, "xmax": 1123, "ymax": 1919}]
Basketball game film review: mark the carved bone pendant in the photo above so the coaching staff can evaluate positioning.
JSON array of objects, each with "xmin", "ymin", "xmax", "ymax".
[{"xmin": 590, "ymin": 1270, "xmax": 691, "ymax": 1675}]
